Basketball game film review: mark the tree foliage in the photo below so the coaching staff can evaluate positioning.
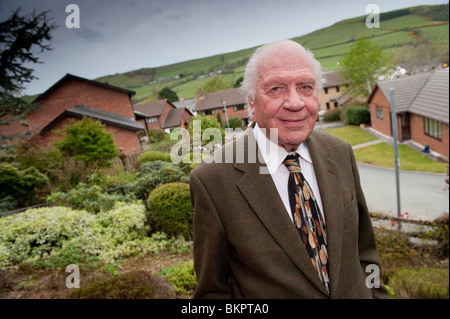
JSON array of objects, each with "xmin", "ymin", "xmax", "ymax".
[
  {"xmin": 157, "ymin": 87, "xmax": 179, "ymax": 102},
  {"xmin": 338, "ymin": 37, "xmax": 393, "ymax": 97},
  {"xmin": 0, "ymin": 9, "xmax": 57, "ymax": 145}
]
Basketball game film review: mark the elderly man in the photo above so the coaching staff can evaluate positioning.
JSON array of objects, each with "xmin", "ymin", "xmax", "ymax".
[{"xmin": 189, "ymin": 39, "xmax": 388, "ymax": 299}]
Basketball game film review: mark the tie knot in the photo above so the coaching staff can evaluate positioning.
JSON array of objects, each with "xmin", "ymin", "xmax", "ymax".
[{"xmin": 283, "ymin": 153, "xmax": 301, "ymax": 173}]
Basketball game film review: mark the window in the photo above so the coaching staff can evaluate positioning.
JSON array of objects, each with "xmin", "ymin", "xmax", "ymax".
[
  {"xmin": 146, "ymin": 117, "xmax": 158, "ymax": 123},
  {"xmin": 234, "ymin": 104, "xmax": 246, "ymax": 111},
  {"xmin": 376, "ymin": 106, "xmax": 383, "ymax": 119},
  {"xmin": 424, "ymin": 118, "xmax": 442, "ymax": 140},
  {"xmin": 336, "ymin": 86, "xmax": 340, "ymax": 92},
  {"xmin": 334, "ymin": 102, "xmax": 338, "ymax": 108},
  {"xmin": 324, "ymin": 88, "xmax": 328, "ymax": 94},
  {"xmin": 203, "ymin": 109, "xmax": 215, "ymax": 116},
  {"xmin": 326, "ymin": 102, "xmax": 330, "ymax": 110}
]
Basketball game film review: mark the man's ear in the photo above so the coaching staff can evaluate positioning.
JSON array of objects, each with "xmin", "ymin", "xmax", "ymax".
[{"xmin": 248, "ymin": 96, "xmax": 255, "ymax": 112}]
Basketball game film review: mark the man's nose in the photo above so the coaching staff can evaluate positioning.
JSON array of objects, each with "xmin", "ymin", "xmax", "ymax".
[{"xmin": 283, "ymin": 86, "xmax": 305, "ymax": 110}]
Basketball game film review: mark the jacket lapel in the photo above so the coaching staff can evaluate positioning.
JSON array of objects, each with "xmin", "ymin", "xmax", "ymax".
[
  {"xmin": 234, "ymin": 128, "xmax": 330, "ymax": 295},
  {"xmin": 307, "ymin": 131, "xmax": 344, "ymax": 297}
]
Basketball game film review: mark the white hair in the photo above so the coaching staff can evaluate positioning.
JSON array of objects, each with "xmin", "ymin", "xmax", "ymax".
[{"xmin": 240, "ymin": 40, "xmax": 325, "ymax": 113}]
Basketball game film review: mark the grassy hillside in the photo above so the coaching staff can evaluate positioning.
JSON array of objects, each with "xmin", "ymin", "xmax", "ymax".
[{"xmin": 25, "ymin": 4, "xmax": 449, "ymax": 104}]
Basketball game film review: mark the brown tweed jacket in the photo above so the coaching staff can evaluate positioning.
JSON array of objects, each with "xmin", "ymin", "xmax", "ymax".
[{"xmin": 190, "ymin": 127, "xmax": 389, "ymax": 299}]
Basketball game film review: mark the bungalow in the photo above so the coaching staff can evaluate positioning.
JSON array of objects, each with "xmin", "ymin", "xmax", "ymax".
[
  {"xmin": 1, "ymin": 73, "xmax": 144, "ymax": 154},
  {"xmin": 367, "ymin": 68, "xmax": 449, "ymax": 161},
  {"xmin": 195, "ymin": 88, "xmax": 249, "ymax": 128},
  {"xmin": 133, "ymin": 99, "xmax": 192, "ymax": 133},
  {"xmin": 318, "ymin": 71, "xmax": 351, "ymax": 112}
]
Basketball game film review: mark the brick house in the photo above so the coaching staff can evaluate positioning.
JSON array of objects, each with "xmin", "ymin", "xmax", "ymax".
[
  {"xmin": 318, "ymin": 71, "xmax": 351, "ymax": 112},
  {"xmin": 195, "ymin": 88, "xmax": 249, "ymax": 128},
  {"xmin": 133, "ymin": 99, "xmax": 192, "ymax": 133},
  {"xmin": 367, "ymin": 68, "xmax": 449, "ymax": 160},
  {"xmin": 1, "ymin": 74, "xmax": 144, "ymax": 154}
]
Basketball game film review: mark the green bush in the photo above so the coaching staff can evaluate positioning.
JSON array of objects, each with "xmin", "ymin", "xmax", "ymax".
[
  {"xmin": 323, "ymin": 108, "xmax": 342, "ymax": 122},
  {"xmin": 389, "ymin": 267, "xmax": 449, "ymax": 299},
  {"xmin": 147, "ymin": 129, "xmax": 165, "ymax": 144},
  {"xmin": 147, "ymin": 183, "xmax": 193, "ymax": 239},
  {"xmin": 0, "ymin": 203, "xmax": 193, "ymax": 270},
  {"xmin": 131, "ymin": 161, "xmax": 188, "ymax": 201},
  {"xmin": 137, "ymin": 150, "xmax": 171, "ymax": 163},
  {"xmin": 160, "ymin": 260, "xmax": 197, "ymax": 295},
  {"xmin": 47, "ymin": 183, "xmax": 136, "ymax": 213},
  {"xmin": 346, "ymin": 106, "xmax": 370, "ymax": 125},
  {"xmin": 0, "ymin": 162, "xmax": 49, "ymax": 206},
  {"xmin": 55, "ymin": 118, "xmax": 118, "ymax": 167},
  {"xmin": 138, "ymin": 160, "xmax": 180, "ymax": 177}
]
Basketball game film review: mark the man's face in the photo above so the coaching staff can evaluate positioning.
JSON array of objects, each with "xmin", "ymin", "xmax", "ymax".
[{"xmin": 249, "ymin": 45, "xmax": 319, "ymax": 152}]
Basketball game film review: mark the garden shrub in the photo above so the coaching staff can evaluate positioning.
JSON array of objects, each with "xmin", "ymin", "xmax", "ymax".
[
  {"xmin": 323, "ymin": 108, "xmax": 342, "ymax": 122},
  {"xmin": 137, "ymin": 150, "xmax": 171, "ymax": 163},
  {"xmin": 147, "ymin": 183, "xmax": 193, "ymax": 239},
  {"xmin": 55, "ymin": 118, "xmax": 118, "ymax": 166},
  {"xmin": 160, "ymin": 260, "xmax": 197, "ymax": 296},
  {"xmin": 0, "ymin": 202, "xmax": 193, "ymax": 269},
  {"xmin": 147, "ymin": 129, "xmax": 165, "ymax": 144},
  {"xmin": 345, "ymin": 106, "xmax": 370, "ymax": 125},
  {"xmin": 0, "ymin": 206, "xmax": 97, "ymax": 269},
  {"xmin": 71, "ymin": 270, "xmax": 176, "ymax": 299},
  {"xmin": 47, "ymin": 183, "xmax": 136, "ymax": 213},
  {"xmin": 138, "ymin": 160, "xmax": 181, "ymax": 177},
  {"xmin": 0, "ymin": 162, "xmax": 49, "ymax": 206},
  {"xmin": 131, "ymin": 162, "xmax": 188, "ymax": 201},
  {"xmin": 389, "ymin": 267, "xmax": 449, "ymax": 299}
]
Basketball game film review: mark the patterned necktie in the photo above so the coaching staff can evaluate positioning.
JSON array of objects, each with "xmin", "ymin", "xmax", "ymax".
[{"xmin": 283, "ymin": 153, "xmax": 330, "ymax": 293}]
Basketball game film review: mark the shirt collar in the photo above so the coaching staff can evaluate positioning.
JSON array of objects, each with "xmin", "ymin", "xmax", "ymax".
[{"xmin": 253, "ymin": 123, "xmax": 312, "ymax": 174}]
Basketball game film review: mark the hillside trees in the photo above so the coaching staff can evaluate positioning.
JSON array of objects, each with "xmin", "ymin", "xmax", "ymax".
[{"xmin": 0, "ymin": 9, "xmax": 57, "ymax": 146}]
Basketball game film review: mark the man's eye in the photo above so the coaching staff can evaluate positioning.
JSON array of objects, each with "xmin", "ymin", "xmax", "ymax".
[
  {"xmin": 271, "ymin": 86, "xmax": 284, "ymax": 93},
  {"xmin": 299, "ymin": 85, "xmax": 314, "ymax": 95}
]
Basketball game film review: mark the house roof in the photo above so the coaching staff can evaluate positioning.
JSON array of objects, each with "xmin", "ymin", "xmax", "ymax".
[
  {"xmin": 374, "ymin": 71, "xmax": 432, "ymax": 113},
  {"xmin": 33, "ymin": 74, "xmax": 135, "ymax": 103},
  {"xmin": 195, "ymin": 88, "xmax": 247, "ymax": 111},
  {"xmin": 133, "ymin": 99, "xmax": 174, "ymax": 118},
  {"xmin": 408, "ymin": 68, "xmax": 449, "ymax": 124},
  {"xmin": 40, "ymin": 104, "xmax": 144, "ymax": 134},
  {"xmin": 162, "ymin": 107, "xmax": 192, "ymax": 128},
  {"xmin": 322, "ymin": 71, "xmax": 344, "ymax": 89},
  {"xmin": 370, "ymin": 68, "xmax": 449, "ymax": 124}
]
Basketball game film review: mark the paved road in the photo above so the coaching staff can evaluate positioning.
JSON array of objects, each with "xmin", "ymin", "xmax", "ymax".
[{"xmin": 357, "ymin": 163, "xmax": 448, "ymax": 221}]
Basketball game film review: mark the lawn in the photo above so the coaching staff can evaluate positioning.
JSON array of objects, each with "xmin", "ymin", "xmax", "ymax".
[
  {"xmin": 353, "ymin": 142, "xmax": 448, "ymax": 173},
  {"xmin": 326, "ymin": 125, "xmax": 378, "ymax": 146},
  {"xmin": 326, "ymin": 126, "xmax": 448, "ymax": 173}
]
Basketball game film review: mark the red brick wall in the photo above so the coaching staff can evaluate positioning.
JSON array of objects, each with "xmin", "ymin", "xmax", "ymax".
[
  {"xmin": 28, "ymin": 78, "xmax": 134, "ymax": 135},
  {"xmin": 369, "ymin": 88, "xmax": 393, "ymax": 137},
  {"xmin": 410, "ymin": 113, "xmax": 449, "ymax": 159},
  {"xmin": 40, "ymin": 116, "xmax": 141, "ymax": 155},
  {"xmin": 1, "ymin": 77, "xmax": 142, "ymax": 154},
  {"xmin": 215, "ymin": 105, "xmax": 249, "ymax": 127}
]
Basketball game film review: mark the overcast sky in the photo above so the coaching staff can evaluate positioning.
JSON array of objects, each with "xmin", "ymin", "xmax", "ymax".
[{"xmin": 0, "ymin": 0, "xmax": 447, "ymax": 95}]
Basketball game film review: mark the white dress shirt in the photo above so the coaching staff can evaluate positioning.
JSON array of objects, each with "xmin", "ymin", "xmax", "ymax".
[{"xmin": 253, "ymin": 123, "xmax": 326, "ymax": 223}]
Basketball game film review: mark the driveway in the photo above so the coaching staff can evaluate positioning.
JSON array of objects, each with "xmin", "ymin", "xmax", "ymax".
[{"xmin": 357, "ymin": 163, "xmax": 448, "ymax": 221}]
